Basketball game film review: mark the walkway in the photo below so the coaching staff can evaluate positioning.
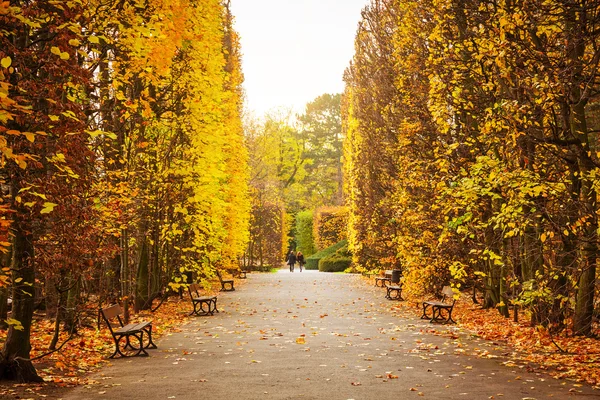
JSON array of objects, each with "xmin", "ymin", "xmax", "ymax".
[{"xmin": 64, "ymin": 270, "xmax": 596, "ymax": 399}]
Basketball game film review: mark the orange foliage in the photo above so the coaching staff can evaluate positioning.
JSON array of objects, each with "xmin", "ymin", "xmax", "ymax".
[{"xmin": 313, "ymin": 206, "xmax": 348, "ymax": 251}]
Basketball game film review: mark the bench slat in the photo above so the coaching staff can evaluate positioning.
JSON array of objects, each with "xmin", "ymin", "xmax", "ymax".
[
  {"xmin": 191, "ymin": 296, "xmax": 217, "ymax": 301},
  {"xmin": 100, "ymin": 304, "xmax": 157, "ymax": 358},
  {"xmin": 115, "ymin": 322, "xmax": 151, "ymax": 334}
]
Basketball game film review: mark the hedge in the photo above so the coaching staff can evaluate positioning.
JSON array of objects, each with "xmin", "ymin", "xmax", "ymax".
[
  {"xmin": 319, "ymin": 241, "xmax": 352, "ymax": 272},
  {"xmin": 305, "ymin": 239, "xmax": 347, "ymax": 270},
  {"xmin": 313, "ymin": 206, "xmax": 348, "ymax": 251},
  {"xmin": 295, "ymin": 210, "xmax": 316, "ymax": 257}
]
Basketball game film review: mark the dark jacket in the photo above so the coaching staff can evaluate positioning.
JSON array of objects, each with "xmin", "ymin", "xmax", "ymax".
[{"xmin": 286, "ymin": 252, "xmax": 296, "ymax": 265}]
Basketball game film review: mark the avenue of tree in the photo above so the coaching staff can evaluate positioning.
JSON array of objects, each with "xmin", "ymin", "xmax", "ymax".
[{"xmin": 2, "ymin": 0, "xmax": 600, "ymax": 385}]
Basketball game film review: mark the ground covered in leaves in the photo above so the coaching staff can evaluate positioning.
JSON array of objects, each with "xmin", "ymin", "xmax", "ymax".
[
  {"xmin": 389, "ymin": 292, "xmax": 600, "ymax": 389},
  {"xmin": 0, "ymin": 299, "xmax": 194, "ymax": 399},
  {"xmin": 0, "ymin": 275, "xmax": 599, "ymax": 399},
  {"xmin": 453, "ymin": 299, "xmax": 600, "ymax": 388}
]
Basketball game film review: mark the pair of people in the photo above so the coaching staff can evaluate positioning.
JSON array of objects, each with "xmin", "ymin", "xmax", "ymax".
[{"xmin": 286, "ymin": 250, "xmax": 305, "ymax": 272}]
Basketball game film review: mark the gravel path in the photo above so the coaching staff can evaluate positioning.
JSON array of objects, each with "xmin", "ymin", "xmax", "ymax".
[{"xmin": 62, "ymin": 270, "xmax": 598, "ymax": 400}]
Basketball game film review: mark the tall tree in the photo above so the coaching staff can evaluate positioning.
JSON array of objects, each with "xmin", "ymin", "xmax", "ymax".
[
  {"xmin": 298, "ymin": 93, "xmax": 344, "ymax": 206},
  {"xmin": 0, "ymin": 0, "xmax": 94, "ymax": 381}
]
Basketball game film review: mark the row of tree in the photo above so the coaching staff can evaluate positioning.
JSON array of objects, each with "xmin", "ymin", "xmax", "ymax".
[
  {"xmin": 0, "ymin": 0, "xmax": 248, "ymax": 381},
  {"xmin": 343, "ymin": 0, "xmax": 600, "ymax": 336},
  {"xmin": 243, "ymin": 94, "xmax": 343, "ymax": 268}
]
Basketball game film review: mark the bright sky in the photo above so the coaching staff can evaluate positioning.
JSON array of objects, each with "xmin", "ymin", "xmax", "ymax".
[{"xmin": 229, "ymin": 0, "xmax": 370, "ymax": 116}]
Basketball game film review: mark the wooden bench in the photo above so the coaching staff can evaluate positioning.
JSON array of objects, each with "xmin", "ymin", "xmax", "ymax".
[
  {"xmin": 187, "ymin": 283, "xmax": 218, "ymax": 316},
  {"xmin": 421, "ymin": 286, "xmax": 456, "ymax": 324},
  {"xmin": 385, "ymin": 280, "xmax": 404, "ymax": 301},
  {"xmin": 100, "ymin": 304, "xmax": 157, "ymax": 358},
  {"xmin": 215, "ymin": 270, "xmax": 235, "ymax": 291},
  {"xmin": 375, "ymin": 270, "xmax": 392, "ymax": 287},
  {"xmin": 236, "ymin": 269, "xmax": 250, "ymax": 279}
]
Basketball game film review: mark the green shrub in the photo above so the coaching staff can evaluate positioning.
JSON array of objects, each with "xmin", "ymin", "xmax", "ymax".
[
  {"xmin": 319, "ymin": 241, "xmax": 352, "ymax": 272},
  {"xmin": 319, "ymin": 253, "xmax": 352, "ymax": 272},
  {"xmin": 305, "ymin": 240, "xmax": 348, "ymax": 270},
  {"xmin": 296, "ymin": 210, "xmax": 316, "ymax": 257}
]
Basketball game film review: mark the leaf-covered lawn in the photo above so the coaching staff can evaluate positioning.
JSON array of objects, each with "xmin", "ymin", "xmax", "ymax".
[
  {"xmin": 0, "ymin": 298, "xmax": 193, "ymax": 388},
  {"xmin": 439, "ymin": 299, "xmax": 600, "ymax": 387}
]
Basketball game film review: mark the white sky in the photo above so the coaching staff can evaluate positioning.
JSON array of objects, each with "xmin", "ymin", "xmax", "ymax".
[{"xmin": 229, "ymin": 0, "xmax": 370, "ymax": 117}]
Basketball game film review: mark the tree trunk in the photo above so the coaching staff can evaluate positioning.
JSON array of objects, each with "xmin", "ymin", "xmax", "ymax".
[
  {"xmin": 120, "ymin": 228, "xmax": 130, "ymax": 324},
  {"xmin": 64, "ymin": 277, "xmax": 80, "ymax": 334},
  {"xmin": 0, "ymin": 220, "xmax": 42, "ymax": 382},
  {"xmin": 135, "ymin": 237, "xmax": 149, "ymax": 311},
  {"xmin": 0, "ymin": 243, "xmax": 11, "ymax": 330},
  {"xmin": 567, "ymin": 11, "xmax": 597, "ymax": 335}
]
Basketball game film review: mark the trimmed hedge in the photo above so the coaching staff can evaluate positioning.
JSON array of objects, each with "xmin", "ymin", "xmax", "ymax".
[
  {"xmin": 319, "ymin": 241, "xmax": 352, "ymax": 272},
  {"xmin": 305, "ymin": 239, "xmax": 348, "ymax": 270},
  {"xmin": 296, "ymin": 210, "xmax": 316, "ymax": 257},
  {"xmin": 313, "ymin": 206, "xmax": 348, "ymax": 251}
]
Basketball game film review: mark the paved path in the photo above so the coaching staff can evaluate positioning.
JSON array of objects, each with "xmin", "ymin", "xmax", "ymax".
[{"xmin": 64, "ymin": 270, "xmax": 597, "ymax": 400}]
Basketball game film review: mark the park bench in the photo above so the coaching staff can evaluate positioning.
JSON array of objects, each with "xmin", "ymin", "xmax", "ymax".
[
  {"xmin": 385, "ymin": 280, "xmax": 404, "ymax": 301},
  {"xmin": 187, "ymin": 283, "xmax": 218, "ymax": 316},
  {"xmin": 215, "ymin": 270, "xmax": 235, "ymax": 291},
  {"xmin": 421, "ymin": 285, "xmax": 457, "ymax": 324},
  {"xmin": 100, "ymin": 304, "xmax": 157, "ymax": 358},
  {"xmin": 236, "ymin": 269, "xmax": 250, "ymax": 279},
  {"xmin": 375, "ymin": 270, "xmax": 392, "ymax": 287}
]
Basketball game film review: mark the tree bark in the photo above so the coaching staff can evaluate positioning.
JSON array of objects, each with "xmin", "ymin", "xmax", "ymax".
[{"xmin": 0, "ymin": 213, "xmax": 42, "ymax": 382}]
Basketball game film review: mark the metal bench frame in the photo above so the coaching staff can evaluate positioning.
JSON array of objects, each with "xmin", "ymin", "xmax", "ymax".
[
  {"xmin": 375, "ymin": 277, "xmax": 391, "ymax": 287},
  {"xmin": 385, "ymin": 282, "xmax": 404, "ymax": 300},
  {"xmin": 188, "ymin": 283, "xmax": 218, "ymax": 316},
  {"xmin": 375, "ymin": 270, "xmax": 393, "ymax": 287},
  {"xmin": 421, "ymin": 286, "xmax": 456, "ymax": 324},
  {"xmin": 100, "ymin": 304, "xmax": 157, "ymax": 358},
  {"xmin": 216, "ymin": 270, "xmax": 235, "ymax": 291}
]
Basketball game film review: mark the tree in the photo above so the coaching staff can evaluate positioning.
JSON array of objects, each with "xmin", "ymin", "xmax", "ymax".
[
  {"xmin": 298, "ymin": 93, "xmax": 344, "ymax": 206},
  {"xmin": 0, "ymin": 0, "xmax": 95, "ymax": 381}
]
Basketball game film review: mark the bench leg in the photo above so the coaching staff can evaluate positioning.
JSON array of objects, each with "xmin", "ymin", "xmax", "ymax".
[
  {"xmin": 430, "ymin": 306, "xmax": 455, "ymax": 324},
  {"xmin": 421, "ymin": 303, "xmax": 433, "ymax": 320},
  {"xmin": 191, "ymin": 299, "xmax": 217, "ymax": 316},
  {"xmin": 385, "ymin": 287, "xmax": 403, "ymax": 301},
  {"xmin": 220, "ymin": 282, "xmax": 235, "ymax": 291},
  {"xmin": 142, "ymin": 325, "xmax": 157, "ymax": 349},
  {"xmin": 191, "ymin": 300, "xmax": 207, "ymax": 316},
  {"xmin": 111, "ymin": 333, "xmax": 148, "ymax": 358}
]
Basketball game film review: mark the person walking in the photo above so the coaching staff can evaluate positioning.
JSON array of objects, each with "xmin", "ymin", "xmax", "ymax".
[
  {"xmin": 286, "ymin": 250, "xmax": 296, "ymax": 272},
  {"xmin": 296, "ymin": 251, "xmax": 305, "ymax": 272}
]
